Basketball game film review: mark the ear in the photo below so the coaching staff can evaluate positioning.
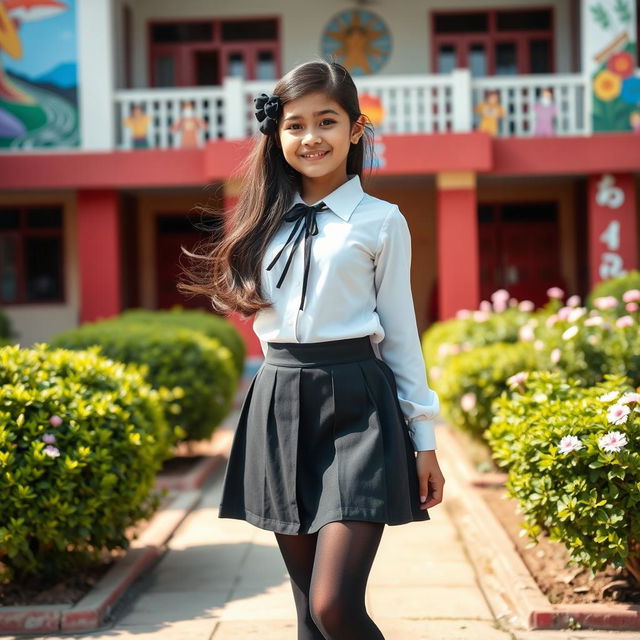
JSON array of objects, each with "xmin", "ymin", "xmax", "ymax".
[{"xmin": 350, "ymin": 115, "xmax": 366, "ymax": 144}]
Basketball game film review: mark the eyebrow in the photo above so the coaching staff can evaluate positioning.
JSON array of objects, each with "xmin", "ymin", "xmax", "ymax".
[{"xmin": 283, "ymin": 109, "xmax": 340, "ymax": 122}]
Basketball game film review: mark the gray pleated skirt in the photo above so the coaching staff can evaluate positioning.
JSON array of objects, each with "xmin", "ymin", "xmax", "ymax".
[{"xmin": 217, "ymin": 335, "xmax": 430, "ymax": 534}]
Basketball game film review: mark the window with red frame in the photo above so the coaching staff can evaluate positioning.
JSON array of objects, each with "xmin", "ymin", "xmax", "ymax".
[
  {"xmin": 149, "ymin": 17, "xmax": 280, "ymax": 87},
  {"xmin": 432, "ymin": 8, "xmax": 555, "ymax": 76},
  {"xmin": 0, "ymin": 206, "xmax": 64, "ymax": 304}
]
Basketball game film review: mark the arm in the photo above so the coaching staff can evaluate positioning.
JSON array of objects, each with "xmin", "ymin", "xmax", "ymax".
[{"xmin": 373, "ymin": 206, "xmax": 440, "ymax": 451}]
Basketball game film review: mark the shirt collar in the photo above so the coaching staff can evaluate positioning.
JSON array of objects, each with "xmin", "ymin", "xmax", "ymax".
[{"xmin": 288, "ymin": 173, "xmax": 364, "ymax": 222}]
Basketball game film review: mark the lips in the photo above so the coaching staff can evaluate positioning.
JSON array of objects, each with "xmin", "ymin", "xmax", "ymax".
[{"xmin": 300, "ymin": 150, "xmax": 330, "ymax": 159}]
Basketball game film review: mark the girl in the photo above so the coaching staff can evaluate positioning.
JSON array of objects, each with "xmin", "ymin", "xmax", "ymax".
[{"xmin": 179, "ymin": 58, "xmax": 445, "ymax": 640}]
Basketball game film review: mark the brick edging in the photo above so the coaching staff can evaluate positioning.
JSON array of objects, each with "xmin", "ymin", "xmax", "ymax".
[{"xmin": 437, "ymin": 422, "xmax": 640, "ymax": 632}]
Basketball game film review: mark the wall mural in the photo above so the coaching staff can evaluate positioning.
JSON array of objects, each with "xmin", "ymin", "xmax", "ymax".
[
  {"xmin": 0, "ymin": 0, "xmax": 78, "ymax": 149},
  {"xmin": 585, "ymin": 0, "xmax": 638, "ymax": 132},
  {"xmin": 321, "ymin": 9, "xmax": 391, "ymax": 75}
]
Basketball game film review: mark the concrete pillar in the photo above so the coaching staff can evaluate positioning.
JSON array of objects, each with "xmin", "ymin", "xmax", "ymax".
[
  {"xmin": 77, "ymin": 190, "xmax": 121, "ymax": 323},
  {"xmin": 77, "ymin": 0, "xmax": 116, "ymax": 150},
  {"xmin": 436, "ymin": 171, "xmax": 479, "ymax": 320}
]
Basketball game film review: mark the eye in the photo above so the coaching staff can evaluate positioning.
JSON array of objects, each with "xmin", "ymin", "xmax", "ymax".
[{"xmin": 286, "ymin": 119, "xmax": 336, "ymax": 130}]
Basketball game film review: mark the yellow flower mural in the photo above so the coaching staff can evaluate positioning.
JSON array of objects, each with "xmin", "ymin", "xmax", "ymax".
[{"xmin": 593, "ymin": 69, "xmax": 622, "ymax": 101}]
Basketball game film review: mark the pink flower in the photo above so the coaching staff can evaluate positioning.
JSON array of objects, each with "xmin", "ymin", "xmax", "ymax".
[
  {"xmin": 584, "ymin": 315, "xmax": 603, "ymax": 327},
  {"xmin": 616, "ymin": 315, "xmax": 634, "ymax": 328},
  {"xmin": 622, "ymin": 289, "xmax": 640, "ymax": 303},
  {"xmin": 550, "ymin": 348, "xmax": 562, "ymax": 364},
  {"xmin": 567, "ymin": 295, "xmax": 581, "ymax": 307},
  {"xmin": 42, "ymin": 433, "xmax": 56, "ymax": 444},
  {"xmin": 594, "ymin": 296, "xmax": 618, "ymax": 310},
  {"xmin": 533, "ymin": 339, "xmax": 544, "ymax": 351},
  {"xmin": 461, "ymin": 392, "xmax": 477, "ymax": 412},
  {"xmin": 473, "ymin": 310, "xmax": 490, "ymax": 323},
  {"xmin": 429, "ymin": 366, "xmax": 442, "ymax": 381},
  {"xmin": 626, "ymin": 302, "xmax": 638, "ymax": 312},
  {"xmin": 557, "ymin": 306, "xmax": 572, "ymax": 321},
  {"xmin": 43, "ymin": 445, "xmax": 60, "ymax": 458},
  {"xmin": 619, "ymin": 392, "xmax": 640, "ymax": 405},
  {"xmin": 49, "ymin": 415, "xmax": 63, "ymax": 428},
  {"xmin": 491, "ymin": 289, "xmax": 509, "ymax": 312},
  {"xmin": 607, "ymin": 403, "xmax": 630, "ymax": 425},
  {"xmin": 558, "ymin": 435, "xmax": 583, "ymax": 454},
  {"xmin": 506, "ymin": 371, "xmax": 528, "ymax": 389},
  {"xmin": 598, "ymin": 430, "xmax": 628, "ymax": 453},
  {"xmin": 479, "ymin": 300, "xmax": 492, "ymax": 313},
  {"xmin": 518, "ymin": 300, "xmax": 535, "ymax": 312},
  {"xmin": 456, "ymin": 309, "xmax": 472, "ymax": 319},
  {"xmin": 547, "ymin": 287, "xmax": 564, "ymax": 299},
  {"xmin": 545, "ymin": 314, "xmax": 559, "ymax": 328}
]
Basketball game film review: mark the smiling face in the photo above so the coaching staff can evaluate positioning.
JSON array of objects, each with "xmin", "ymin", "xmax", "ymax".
[{"xmin": 277, "ymin": 91, "xmax": 365, "ymax": 195}]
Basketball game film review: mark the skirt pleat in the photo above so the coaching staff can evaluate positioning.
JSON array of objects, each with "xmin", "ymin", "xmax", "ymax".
[{"xmin": 218, "ymin": 336, "xmax": 430, "ymax": 534}]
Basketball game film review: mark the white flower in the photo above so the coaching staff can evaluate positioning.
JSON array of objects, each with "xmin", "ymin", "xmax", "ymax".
[
  {"xmin": 567, "ymin": 307, "xmax": 586, "ymax": 323},
  {"xmin": 519, "ymin": 325, "xmax": 535, "ymax": 342},
  {"xmin": 558, "ymin": 435, "xmax": 583, "ymax": 454},
  {"xmin": 547, "ymin": 287, "xmax": 564, "ymax": 299},
  {"xmin": 562, "ymin": 325, "xmax": 579, "ymax": 340},
  {"xmin": 438, "ymin": 343, "xmax": 451, "ymax": 358},
  {"xmin": 567, "ymin": 294, "xmax": 581, "ymax": 307},
  {"xmin": 622, "ymin": 289, "xmax": 640, "ymax": 303},
  {"xmin": 533, "ymin": 339, "xmax": 545, "ymax": 351},
  {"xmin": 619, "ymin": 392, "xmax": 640, "ymax": 405},
  {"xmin": 598, "ymin": 431, "xmax": 628, "ymax": 453},
  {"xmin": 607, "ymin": 403, "xmax": 631, "ymax": 425},
  {"xmin": 43, "ymin": 445, "xmax": 60, "ymax": 458},
  {"xmin": 429, "ymin": 366, "xmax": 442, "ymax": 381},
  {"xmin": 519, "ymin": 300, "xmax": 535, "ymax": 312},
  {"xmin": 598, "ymin": 391, "xmax": 619, "ymax": 402},
  {"xmin": 550, "ymin": 348, "xmax": 562, "ymax": 364},
  {"xmin": 584, "ymin": 315, "xmax": 603, "ymax": 327},
  {"xmin": 461, "ymin": 392, "xmax": 477, "ymax": 412},
  {"xmin": 587, "ymin": 334, "xmax": 600, "ymax": 345},
  {"xmin": 616, "ymin": 315, "xmax": 634, "ymax": 328},
  {"xmin": 594, "ymin": 296, "xmax": 618, "ymax": 310},
  {"xmin": 532, "ymin": 392, "xmax": 548, "ymax": 403}
]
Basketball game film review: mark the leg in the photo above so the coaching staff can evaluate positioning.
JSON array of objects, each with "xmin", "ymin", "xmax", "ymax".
[
  {"xmin": 309, "ymin": 520, "xmax": 385, "ymax": 640},
  {"xmin": 274, "ymin": 531, "xmax": 325, "ymax": 640}
]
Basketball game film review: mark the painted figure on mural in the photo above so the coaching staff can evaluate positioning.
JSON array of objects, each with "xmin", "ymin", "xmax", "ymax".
[
  {"xmin": 474, "ymin": 90, "xmax": 506, "ymax": 136},
  {"xmin": 533, "ymin": 87, "xmax": 557, "ymax": 136},
  {"xmin": 171, "ymin": 100, "xmax": 206, "ymax": 148},
  {"xmin": 630, "ymin": 111, "xmax": 640, "ymax": 133},
  {"xmin": 123, "ymin": 104, "xmax": 151, "ymax": 149}
]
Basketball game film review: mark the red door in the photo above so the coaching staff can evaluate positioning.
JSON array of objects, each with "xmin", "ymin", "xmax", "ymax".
[
  {"xmin": 155, "ymin": 214, "xmax": 214, "ymax": 310},
  {"xmin": 478, "ymin": 202, "xmax": 564, "ymax": 307}
]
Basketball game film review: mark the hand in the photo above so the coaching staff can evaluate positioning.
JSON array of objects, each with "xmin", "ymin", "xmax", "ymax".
[{"xmin": 415, "ymin": 450, "xmax": 445, "ymax": 510}]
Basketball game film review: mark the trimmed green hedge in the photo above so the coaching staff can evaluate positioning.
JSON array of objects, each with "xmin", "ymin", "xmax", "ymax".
[
  {"xmin": 116, "ymin": 308, "xmax": 246, "ymax": 376},
  {"xmin": 586, "ymin": 271, "xmax": 640, "ymax": 316},
  {"xmin": 0, "ymin": 343, "xmax": 173, "ymax": 580},
  {"xmin": 49, "ymin": 321, "xmax": 237, "ymax": 442}
]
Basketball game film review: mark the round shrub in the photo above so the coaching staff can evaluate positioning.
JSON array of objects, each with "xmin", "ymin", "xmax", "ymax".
[
  {"xmin": 433, "ymin": 341, "xmax": 537, "ymax": 439},
  {"xmin": 49, "ymin": 322, "xmax": 237, "ymax": 442},
  {"xmin": 0, "ymin": 343, "xmax": 173, "ymax": 580},
  {"xmin": 116, "ymin": 307, "xmax": 245, "ymax": 377},
  {"xmin": 488, "ymin": 370, "xmax": 640, "ymax": 579},
  {"xmin": 586, "ymin": 271, "xmax": 640, "ymax": 316}
]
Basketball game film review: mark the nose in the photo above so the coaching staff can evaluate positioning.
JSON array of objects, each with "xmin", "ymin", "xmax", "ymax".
[{"xmin": 301, "ymin": 128, "xmax": 322, "ymax": 145}]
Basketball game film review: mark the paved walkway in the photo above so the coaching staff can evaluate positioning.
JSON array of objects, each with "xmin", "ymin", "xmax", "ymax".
[{"xmin": 18, "ymin": 370, "xmax": 640, "ymax": 640}]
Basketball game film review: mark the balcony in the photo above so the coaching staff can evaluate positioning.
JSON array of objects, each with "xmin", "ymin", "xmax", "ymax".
[{"xmin": 113, "ymin": 69, "xmax": 594, "ymax": 150}]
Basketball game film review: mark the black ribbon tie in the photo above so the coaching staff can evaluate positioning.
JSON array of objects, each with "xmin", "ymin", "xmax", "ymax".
[{"xmin": 266, "ymin": 201, "xmax": 329, "ymax": 311}]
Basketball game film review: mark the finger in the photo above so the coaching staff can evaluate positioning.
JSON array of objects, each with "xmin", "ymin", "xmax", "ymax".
[
  {"xmin": 423, "ymin": 480, "xmax": 443, "ymax": 509},
  {"xmin": 419, "ymin": 474, "xmax": 431, "ymax": 509}
]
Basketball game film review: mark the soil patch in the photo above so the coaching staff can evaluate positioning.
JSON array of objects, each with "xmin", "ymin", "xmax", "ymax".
[{"xmin": 479, "ymin": 484, "xmax": 640, "ymax": 605}]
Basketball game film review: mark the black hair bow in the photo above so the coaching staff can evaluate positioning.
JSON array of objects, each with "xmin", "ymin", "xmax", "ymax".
[{"xmin": 254, "ymin": 93, "xmax": 281, "ymax": 135}]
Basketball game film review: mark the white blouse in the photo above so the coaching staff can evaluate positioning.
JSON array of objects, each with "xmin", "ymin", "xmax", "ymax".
[{"xmin": 253, "ymin": 173, "xmax": 440, "ymax": 451}]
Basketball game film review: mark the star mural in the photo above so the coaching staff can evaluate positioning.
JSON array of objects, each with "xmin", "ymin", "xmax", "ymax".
[{"xmin": 321, "ymin": 9, "xmax": 392, "ymax": 75}]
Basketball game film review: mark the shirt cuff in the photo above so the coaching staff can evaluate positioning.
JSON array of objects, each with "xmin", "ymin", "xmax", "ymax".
[{"xmin": 407, "ymin": 419, "xmax": 437, "ymax": 451}]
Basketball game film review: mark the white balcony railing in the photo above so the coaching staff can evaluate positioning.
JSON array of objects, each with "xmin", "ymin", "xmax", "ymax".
[{"xmin": 114, "ymin": 70, "xmax": 591, "ymax": 151}]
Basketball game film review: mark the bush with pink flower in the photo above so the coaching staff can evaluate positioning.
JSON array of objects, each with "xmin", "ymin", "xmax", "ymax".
[
  {"xmin": 0, "ymin": 343, "xmax": 174, "ymax": 580},
  {"xmin": 586, "ymin": 270, "xmax": 640, "ymax": 317},
  {"xmin": 488, "ymin": 370, "xmax": 640, "ymax": 583}
]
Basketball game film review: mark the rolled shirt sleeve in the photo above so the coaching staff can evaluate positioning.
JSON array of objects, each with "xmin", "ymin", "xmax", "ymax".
[{"xmin": 373, "ymin": 206, "xmax": 440, "ymax": 451}]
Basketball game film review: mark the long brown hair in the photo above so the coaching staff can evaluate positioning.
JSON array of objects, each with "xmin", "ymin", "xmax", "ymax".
[{"xmin": 177, "ymin": 58, "xmax": 376, "ymax": 317}]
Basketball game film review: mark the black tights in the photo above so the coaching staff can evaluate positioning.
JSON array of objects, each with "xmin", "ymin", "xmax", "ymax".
[{"xmin": 274, "ymin": 520, "xmax": 385, "ymax": 640}]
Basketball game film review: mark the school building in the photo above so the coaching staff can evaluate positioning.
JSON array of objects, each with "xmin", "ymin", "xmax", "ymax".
[{"xmin": 0, "ymin": 0, "xmax": 638, "ymax": 358}]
